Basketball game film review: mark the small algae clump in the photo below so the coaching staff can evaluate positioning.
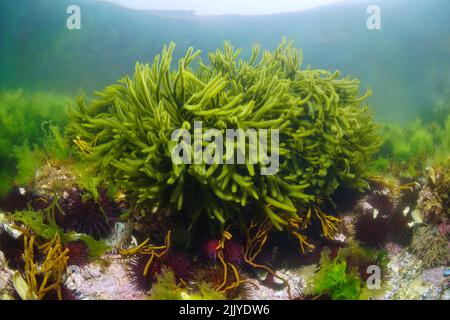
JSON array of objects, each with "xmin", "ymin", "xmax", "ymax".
[
  {"xmin": 149, "ymin": 269, "xmax": 225, "ymax": 300},
  {"xmin": 305, "ymin": 244, "xmax": 388, "ymax": 300},
  {"xmin": 310, "ymin": 248, "xmax": 362, "ymax": 300},
  {"xmin": 68, "ymin": 40, "xmax": 381, "ymax": 238},
  {"xmin": 6, "ymin": 209, "xmax": 110, "ymax": 259}
]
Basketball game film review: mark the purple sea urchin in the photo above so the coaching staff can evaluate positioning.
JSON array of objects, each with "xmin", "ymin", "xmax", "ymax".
[
  {"xmin": 0, "ymin": 187, "xmax": 44, "ymax": 212},
  {"xmin": 42, "ymin": 285, "xmax": 81, "ymax": 300},
  {"xmin": 388, "ymin": 210, "xmax": 413, "ymax": 245},
  {"xmin": 366, "ymin": 192, "xmax": 395, "ymax": 217},
  {"xmin": 127, "ymin": 254, "xmax": 163, "ymax": 292},
  {"xmin": 196, "ymin": 265, "xmax": 252, "ymax": 299},
  {"xmin": 353, "ymin": 188, "xmax": 404, "ymax": 247},
  {"xmin": 127, "ymin": 251, "xmax": 193, "ymax": 292},
  {"xmin": 203, "ymin": 238, "xmax": 244, "ymax": 266},
  {"xmin": 331, "ymin": 186, "xmax": 364, "ymax": 213},
  {"xmin": 354, "ymin": 212, "xmax": 390, "ymax": 248},
  {"xmin": 0, "ymin": 232, "xmax": 24, "ymax": 270},
  {"xmin": 58, "ymin": 187, "xmax": 118, "ymax": 240},
  {"xmin": 163, "ymin": 252, "xmax": 195, "ymax": 283}
]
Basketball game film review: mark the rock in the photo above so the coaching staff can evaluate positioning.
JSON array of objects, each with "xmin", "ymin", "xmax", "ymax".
[
  {"xmin": 64, "ymin": 256, "xmax": 147, "ymax": 300},
  {"xmin": 383, "ymin": 247, "xmax": 448, "ymax": 300}
]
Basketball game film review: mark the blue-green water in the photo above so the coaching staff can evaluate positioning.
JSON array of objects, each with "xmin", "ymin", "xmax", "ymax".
[
  {"xmin": 1, "ymin": 0, "xmax": 449, "ymax": 122},
  {"xmin": 0, "ymin": 1, "xmax": 450, "ymax": 302}
]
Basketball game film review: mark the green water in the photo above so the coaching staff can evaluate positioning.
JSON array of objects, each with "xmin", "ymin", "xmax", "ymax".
[
  {"xmin": 0, "ymin": 0, "xmax": 449, "ymax": 194},
  {"xmin": 1, "ymin": 0, "xmax": 449, "ymax": 122},
  {"xmin": 0, "ymin": 2, "xmax": 449, "ymax": 302}
]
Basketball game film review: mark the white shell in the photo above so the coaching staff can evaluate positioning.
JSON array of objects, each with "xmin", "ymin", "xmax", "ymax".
[{"xmin": 373, "ymin": 208, "xmax": 379, "ymax": 219}]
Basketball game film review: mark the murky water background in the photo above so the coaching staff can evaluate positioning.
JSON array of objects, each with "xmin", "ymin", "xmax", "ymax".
[{"xmin": 1, "ymin": 0, "xmax": 449, "ymax": 122}]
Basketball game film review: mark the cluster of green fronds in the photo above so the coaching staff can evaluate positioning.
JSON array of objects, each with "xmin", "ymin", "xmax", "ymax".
[
  {"xmin": 12, "ymin": 210, "xmax": 62, "ymax": 240},
  {"xmin": 68, "ymin": 40, "xmax": 381, "ymax": 231},
  {"xmin": 8, "ymin": 210, "xmax": 109, "ymax": 258},
  {"xmin": 148, "ymin": 270, "xmax": 184, "ymax": 300},
  {"xmin": 373, "ymin": 114, "xmax": 450, "ymax": 176},
  {"xmin": 77, "ymin": 234, "xmax": 111, "ymax": 258},
  {"xmin": 149, "ymin": 269, "xmax": 225, "ymax": 300},
  {"xmin": 0, "ymin": 89, "xmax": 71, "ymax": 195},
  {"xmin": 311, "ymin": 248, "xmax": 362, "ymax": 300},
  {"xmin": 308, "ymin": 243, "xmax": 389, "ymax": 300},
  {"xmin": 411, "ymin": 225, "xmax": 448, "ymax": 269}
]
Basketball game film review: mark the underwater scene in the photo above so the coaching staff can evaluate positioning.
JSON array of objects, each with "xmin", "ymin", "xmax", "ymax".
[{"xmin": 0, "ymin": 0, "xmax": 449, "ymax": 303}]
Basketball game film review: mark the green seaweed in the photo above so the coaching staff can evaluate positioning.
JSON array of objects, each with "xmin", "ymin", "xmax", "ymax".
[
  {"xmin": 149, "ymin": 269, "xmax": 226, "ymax": 300},
  {"xmin": 9, "ymin": 126, "xmax": 73, "ymax": 191},
  {"xmin": 77, "ymin": 234, "xmax": 111, "ymax": 258},
  {"xmin": 12, "ymin": 143, "xmax": 45, "ymax": 187},
  {"xmin": 312, "ymin": 248, "xmax": 362, "ymax": 300},
  {"xmin": 0, "ymin": 89, "xmax": 70, "ymax": 195},
  {"xmin": 42, "ymin": 125, "xmax": 73, "ymax": 161},
  {"xmin": 9, "ymin": 210, "xmax": 110, "ymax": 258},
  {"xmin": 373, "ymin": 112, "xmax": 450, "ymax": 176},
  {"xmin": 192, "ymin": 282, "xmax": 227, "ymax": 300},
  {"xmin": 68, "ymin": 40, "xmax": 381, "ymax": 234},
  {"xmin": 13, "ymin": 210, "xmax": 62, "ymax": 240},
  {"xmin": 149, "ymin": 270, "xmax": 185, "ymax": 300}
]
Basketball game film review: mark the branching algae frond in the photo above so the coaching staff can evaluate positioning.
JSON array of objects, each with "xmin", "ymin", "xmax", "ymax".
[
  {"xmin": 120, "ymin": 230, "xmax": 171, "ymax": 279},
  {"xmin": 244, "ymin": 217, "xmax": 292, "ymax": 298},
  {"xmin": 214, "ymin": 229, "xmax": 241, "ymax": 292},
  {"xmin": 68, "ymin": 39, "xmax": 381, "ymax": 236},
  {"xmin": 15, "ymin": 234, "xmax": 69, "ymax": 300},
  {"xmin": 214, "ymin": 229, "xmax": 257, "ymax": 294}
]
